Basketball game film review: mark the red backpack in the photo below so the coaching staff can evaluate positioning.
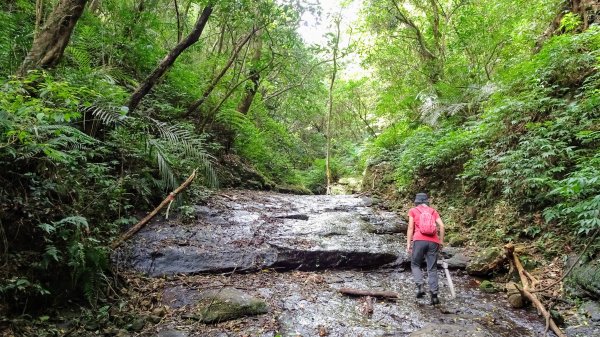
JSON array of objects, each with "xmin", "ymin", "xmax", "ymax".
[{"xmin": 415, "ymin": 206, "xmax": 437, "ymax": 236}]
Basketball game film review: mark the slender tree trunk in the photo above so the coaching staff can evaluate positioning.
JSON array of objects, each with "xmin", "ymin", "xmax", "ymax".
[
  {"xmin": 236, "ymin": 29, "xmax": 263, "ymax": 115},
  {"xmin": 174, "ymin": 0, "xmax": 182, "ymax": 42},
  {"xmin": 221, "ymin": 29, "xmax": 263, "ymax": 153},
  {"xmin": 18, "ymin": 0, "xmax": 88, "ymax": 76},
  {"xmin": 185, "ymin": 28, "xmax": 257, "ymax": 117},
  {"xmin": 326, "ymin": 18, "xmax": 341, "ymax": 195},
  {"xmin": 128, "ymin": 6, "xmax": 213, "ymax": 113},
  {"xmin": 34, "ymin": 0, "xmax": 44, "ymax": 39}
]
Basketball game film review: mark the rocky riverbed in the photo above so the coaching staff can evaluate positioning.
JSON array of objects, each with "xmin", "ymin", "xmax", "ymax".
[{"xmin": 112, "ymin": 190, "xmax": 594, "ymax": 337}]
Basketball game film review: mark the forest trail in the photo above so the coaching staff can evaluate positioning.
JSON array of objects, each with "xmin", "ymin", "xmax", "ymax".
[{"xmin": 113, "ymin": 190, "xmax": 554, "ymax": 337}]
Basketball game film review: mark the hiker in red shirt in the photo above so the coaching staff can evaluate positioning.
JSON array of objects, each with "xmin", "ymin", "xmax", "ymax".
[{"xmin": 406, "ymin": 193, "xmax": 445, "ymax": 305}]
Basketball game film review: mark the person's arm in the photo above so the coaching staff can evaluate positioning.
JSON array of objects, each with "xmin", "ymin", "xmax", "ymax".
[
  {"xmin": 406, "ymin": 215, "xmax": 414, "ymax": 253},
  {"xmin": 436, "ymin": 217, "xmax": 445, "ymax": 248}
]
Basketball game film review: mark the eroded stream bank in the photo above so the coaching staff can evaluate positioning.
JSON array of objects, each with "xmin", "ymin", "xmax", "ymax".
[{"xmin": 113, "ymin": 190, "xmax": 574, "ymax": 336}]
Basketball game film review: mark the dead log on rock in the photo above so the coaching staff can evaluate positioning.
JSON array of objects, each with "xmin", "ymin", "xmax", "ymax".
[
  {"xmin": 504, "ymin": 244, "xmax": 566, "ymax": 337},
  {"xmin": 339, "ymin": 287, "xmax": 399, "ymax": 299},
  {"xmin": 111, "ymin": 169, "xmax": 197, "ymax": 249}
]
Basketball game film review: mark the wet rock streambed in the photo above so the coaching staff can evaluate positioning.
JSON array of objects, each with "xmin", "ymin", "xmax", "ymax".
[{"xmin": 114, "ymin": 190, "xmax": 567, "ymax": 336}]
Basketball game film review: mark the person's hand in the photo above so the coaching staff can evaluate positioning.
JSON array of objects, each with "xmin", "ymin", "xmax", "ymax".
[{"xmin": 406, "ymin": 244, "xmax": 412, "ymax": 254}]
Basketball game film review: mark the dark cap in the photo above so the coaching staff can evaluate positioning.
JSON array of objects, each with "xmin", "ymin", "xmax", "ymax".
[{"xmin": 414, "ymin": 193, "xmax": 429, "ymax": 204}]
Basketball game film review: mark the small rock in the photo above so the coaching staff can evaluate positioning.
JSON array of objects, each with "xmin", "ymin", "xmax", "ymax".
[
  {"xmin": 129, "ymin": 317, "xmax": 146, "ymax": 332},
  {"xmin": 152, "ymin": 306, "xmax": 167, "ymax": 317},
  {"xmin": 506, "ymin": 282, "xmax": 524, "ymax": 308},
  {"xmin": 149, "ymin": 315, "xmax": 162, "ymax": 324},
  {"xmin": 195, "ymin": 287, "xmax": 268, "ymax": 324},
  {"xmin": 441, "ymin": 252, "xmax": 470, "ymax": 269},
  {"xmin": 102, "ymin": 327, "xmax": 119, "ymax": 335},
  {"xmin": 582, "ymin": 301, "xmax": 600, "ymax": 322},
  {"xmin": 115, "ymin": 330, "xmax": 130, "ymax": 337},
  {"xmin": 157, "ymin": 328, "xmax": 189, "ymax": 337}
]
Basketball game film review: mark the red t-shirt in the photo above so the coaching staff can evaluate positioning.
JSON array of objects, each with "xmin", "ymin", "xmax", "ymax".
[{"xmin": 408, "ymin": 205, "xmax": 441, "ymax": 244}]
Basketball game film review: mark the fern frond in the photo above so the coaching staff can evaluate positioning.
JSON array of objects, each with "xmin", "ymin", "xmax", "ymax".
[
  {"xmin": 146, "ymin": 139, "xmax": 178, "ymax": 191},
  {"xmin": 66, "ymin": 46, "xmax": 92, "ymax": 72},
  {"xmin": 31, "ymin": 124, "xmax": 98, "ymax": 145},
  {"xmin": 82, "ymin": 105, "xmax": 128, "ymax": 126},
  {"xmin": 143, "ymin": 117, "xmax": 218, "ymax": 187},
  {"xmin": 215, "ymin": 107, "xmax": 251, "ymax": 130}
]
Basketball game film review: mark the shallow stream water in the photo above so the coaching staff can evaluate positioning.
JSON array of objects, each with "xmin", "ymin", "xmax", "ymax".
[{"xmin": 118, "ymin": 190, "xmax": 562, "ymax": 337}]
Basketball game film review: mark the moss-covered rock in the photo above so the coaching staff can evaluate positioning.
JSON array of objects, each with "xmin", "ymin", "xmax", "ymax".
[
  {"xmin": 194, "ymin": 288, "xmax": 268, "ymax": 324},
  {"xmin": 466, "ymin": 247, "xmax": 507, "ymax": 276},
  {"xmin": 566, "ymin": 258, "xmax": 600, "ymax": 300},
  {"xmin": 479, "ymin": 280, "xmax": 499, "ymax": 293},
  {"xmin": 275, "ymin": 184, "xmax": 312, "ymax": 195},
  {"xmin": 447, "ymin": 233, "xmax": 467, "ymax": 247}
]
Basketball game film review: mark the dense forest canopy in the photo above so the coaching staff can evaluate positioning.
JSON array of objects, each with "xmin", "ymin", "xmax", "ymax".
[{"xmin": 0, "ymin": 0, "xmax": 599, "ymax": 330}]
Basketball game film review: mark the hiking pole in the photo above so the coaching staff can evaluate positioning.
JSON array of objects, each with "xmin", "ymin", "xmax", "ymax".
[{"xmin": 441, "ymin": 254, "xmax": 456, "ymax": 299}]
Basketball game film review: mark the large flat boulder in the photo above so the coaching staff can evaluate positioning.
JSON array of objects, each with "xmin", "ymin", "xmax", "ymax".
[{"xmin": 116, "ymin": 191, "xmax": 407, "ymax": 276}]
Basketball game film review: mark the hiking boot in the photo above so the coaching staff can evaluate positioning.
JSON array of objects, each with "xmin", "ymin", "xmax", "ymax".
[
  {"xmin": 430, "ymin": 292, "xmax": 440, "ymax": 305},
  {"xmin": 416, "ymin": 284, "xmax": 425, "ymax": 298}
]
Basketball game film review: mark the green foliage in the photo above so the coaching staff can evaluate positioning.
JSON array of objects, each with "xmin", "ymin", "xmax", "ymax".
[
  {"xmin": 559, "ymin": 12, "xmax": 582, "ymax": 33},
  {"xmin": 299, "ymin": 158, "xmax": 346, "ymax": 194},
  {"xmin": 0, "ymin": 69, "xmax": 217, "ymax": 309},
  {"xmin": 461, "ymin": 27, "xmax": 600, "ymax": 233},
  {"xmin": 0, "ymin": 1, "xmax": 34, "ymax": 76},
  {"xmin": 364, "ymin": 14, "xmax": 599, "ymax": 239}
]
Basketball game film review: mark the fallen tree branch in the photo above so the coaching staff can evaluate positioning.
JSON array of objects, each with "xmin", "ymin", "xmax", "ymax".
[
  {"xmin": 516, "ymin": 284, "xmax": 565, "ymax": 337},
  {"xmin": 111, "ymin": 169, "xmax": 197, "ymax": 249},
  {"xmin": 339, "ymin": 287, "xmax": 399, "ymax": 299},
  {"xmin": 505, "ymin": 244, "xmax": 566, "ymax": 337}
]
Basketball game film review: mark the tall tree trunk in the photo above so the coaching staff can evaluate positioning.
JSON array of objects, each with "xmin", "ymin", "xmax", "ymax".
[
  {"xmin": 18, "ymin": 0, "xmax": 88, "ymax": 76},
  {"xmin": 535, "ymin": 0, "xmax": 600, "ymax": 51},
  {"xmin": 389, "ymin": 0, "xmax": 440, "ymax": 85},
  {"xmin": 236, "ymin": 29, "xmax": 263, "ymax": 115},
  {"xmin": 127, "ymin": 6, "xmax": 213, "ymax": 113},
  {"xmin": 326, "ymin": 18, "xmax": 341, "ymax": 195}
]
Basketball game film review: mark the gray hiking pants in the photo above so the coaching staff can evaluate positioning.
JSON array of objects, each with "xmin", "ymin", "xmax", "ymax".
[{"xmin": 411, "ymin": 240, "xmax": 440, "ymax": 294}]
